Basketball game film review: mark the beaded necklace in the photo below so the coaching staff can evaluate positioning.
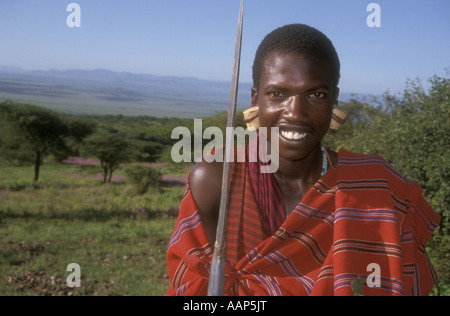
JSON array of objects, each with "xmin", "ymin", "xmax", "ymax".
[{"xmin": 321, "ymin": 145, "xmax": 330, "ymax": 177}]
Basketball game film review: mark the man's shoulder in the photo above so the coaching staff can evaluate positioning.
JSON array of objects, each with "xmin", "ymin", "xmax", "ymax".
[
  {"xmin": 336, "ymin": 149, "xmax": 421, "ymax": 196},
  {"xmin": 188, "ymin": 160, "xmax": 224, "ymax": 214},
  {"xmin": 189, "ymin": 159, "xmax": 224, "ymax": 184},
  {"xmin": 336, "ymin": 149, "xmax": 409, "ymax": 182},
  {"xmin": 337, "ymin": 149, "xmax": 394, "ymax": 169}
]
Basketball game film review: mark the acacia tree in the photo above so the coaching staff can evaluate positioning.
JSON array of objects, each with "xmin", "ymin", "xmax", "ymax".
[
  {"xmin": 1, "ymin": 102, "xmax": 65, "ymax": 181},
  {"xmin": 0, "ymin": 101, "xmax": 95, "ymax": 181},
  {"xmin": 83, "ymin": 133, "xmax": 132, "ymax": 183}
]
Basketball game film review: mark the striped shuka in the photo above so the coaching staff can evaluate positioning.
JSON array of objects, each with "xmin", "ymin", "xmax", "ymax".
[{"xmin": 166, "ymin": 149, "xmax": 441, "ymax": 296}]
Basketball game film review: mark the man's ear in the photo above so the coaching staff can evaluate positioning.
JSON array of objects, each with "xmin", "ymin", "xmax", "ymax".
[{"xmin": 251, "ymin": 87, "xmax": 259, "ymax": 107}]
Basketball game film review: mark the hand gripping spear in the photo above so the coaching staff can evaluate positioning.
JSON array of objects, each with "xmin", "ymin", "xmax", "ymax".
[{"xmin": 207, "ymin": 0, "xmax": 244, "ymax": 296}]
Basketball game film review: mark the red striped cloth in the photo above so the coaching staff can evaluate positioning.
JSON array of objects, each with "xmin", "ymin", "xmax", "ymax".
[
  {"xmin": 247, "ymin": 134, "xmax": 286, "ymax": 238},
  {"xmin": 166, "ymin": 149, "xmax": 441, "ymax": 296}
]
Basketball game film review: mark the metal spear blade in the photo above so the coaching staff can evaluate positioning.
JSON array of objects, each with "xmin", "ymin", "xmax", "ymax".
[{"xmin": 207, "ymin": 0, "xmax": 244, "ymax": 296}]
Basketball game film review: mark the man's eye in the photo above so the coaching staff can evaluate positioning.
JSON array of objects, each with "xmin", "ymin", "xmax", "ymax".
[
  {"xmin": 268, "ymin": 91, "xmax": 283, "ymax": 99},
  {"xmin": 309, "ymin": 92, "xmax": 326, "ymax": 100}
]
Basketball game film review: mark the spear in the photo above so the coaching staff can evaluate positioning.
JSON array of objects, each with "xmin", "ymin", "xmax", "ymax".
[{"xmin": 207, "ymin": 0, "xmax": 244, "ymax": 296}]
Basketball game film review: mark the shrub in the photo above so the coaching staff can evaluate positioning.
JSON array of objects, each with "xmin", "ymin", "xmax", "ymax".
[{"xmin": 124, "ymin": 165, "xmax": 162, "ymax": 195}]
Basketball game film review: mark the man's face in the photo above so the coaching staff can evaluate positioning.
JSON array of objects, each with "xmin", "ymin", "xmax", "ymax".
[{"xmin": 252, "ymin": 51, "xmax": 339, "ymax": 162}]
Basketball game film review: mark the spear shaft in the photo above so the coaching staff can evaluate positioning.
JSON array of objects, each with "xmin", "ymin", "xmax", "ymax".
[{"xmin": 207, "ymin": 0, "xmax": 244, "ymax": 296}]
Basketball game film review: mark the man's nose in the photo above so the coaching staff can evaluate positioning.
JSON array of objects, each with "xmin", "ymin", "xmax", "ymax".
[{"xmin": 282, "ymin": 95, "xmax": 308, "ymax": 121}]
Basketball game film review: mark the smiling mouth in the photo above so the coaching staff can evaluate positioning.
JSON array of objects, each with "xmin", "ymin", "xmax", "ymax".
[{"xmin": 280, "ymin": 130, "xmax": 310, "ymax": 141}]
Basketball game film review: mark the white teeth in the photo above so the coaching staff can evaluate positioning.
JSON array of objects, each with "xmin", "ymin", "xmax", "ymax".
[{"xmin": 281, "ymin": 130, "xmax": 307, "ymax": 140}]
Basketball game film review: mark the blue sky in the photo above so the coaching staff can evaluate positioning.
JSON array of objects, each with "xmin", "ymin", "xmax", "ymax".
[{"xmin": 0, "ymin": 0, "xmax": 448, "ymax": 95}]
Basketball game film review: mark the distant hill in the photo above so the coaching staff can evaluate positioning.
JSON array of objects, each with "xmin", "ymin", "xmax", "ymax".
[{"xmin": 0, "ymin": 66, "xmax": 360, "ymax": 118}]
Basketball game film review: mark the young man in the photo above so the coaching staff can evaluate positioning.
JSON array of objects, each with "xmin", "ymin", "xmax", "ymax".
[{"xmin": 166, "ymin": 24, "xmax": 440, "ymax": 296}]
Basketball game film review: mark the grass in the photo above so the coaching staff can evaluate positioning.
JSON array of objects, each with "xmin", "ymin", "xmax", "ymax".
[{"xmin": 0, "ymin": 160, "xmax": 190, "ymax": 296}]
